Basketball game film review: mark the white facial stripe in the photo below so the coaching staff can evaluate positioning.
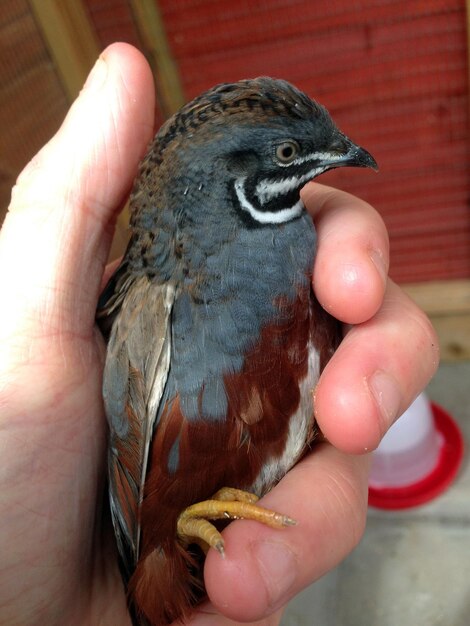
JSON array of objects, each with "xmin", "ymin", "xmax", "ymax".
[
  {"xmin": 235, "ymin": 177, "xmax": 304, "ymax": 224},
  {"xmin": 256, "ymin": 165, "xmax": 326, "ymax": 205},
  {"xmin": 278, "ymin": 150, "xmax": 347, "ymax": 168}
]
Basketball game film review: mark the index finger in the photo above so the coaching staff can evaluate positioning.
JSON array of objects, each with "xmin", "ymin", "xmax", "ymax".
[{"xmin": 302, "ymin": 182, "xmax": 389, "ymax": 325}]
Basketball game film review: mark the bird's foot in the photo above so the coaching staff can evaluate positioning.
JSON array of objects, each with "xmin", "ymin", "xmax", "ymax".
[{"xmin": 176, "ymin": 487, "xmax": 296, "ymax": 556}]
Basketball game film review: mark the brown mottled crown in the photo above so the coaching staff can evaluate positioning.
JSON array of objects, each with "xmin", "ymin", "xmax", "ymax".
[{"xmin": 146, "ymin": 77, "xmax": 324, "ymax": 166}]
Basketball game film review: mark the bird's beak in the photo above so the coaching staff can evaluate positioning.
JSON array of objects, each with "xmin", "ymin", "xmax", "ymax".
[{"xmin": 318, "ymin": 137, "xmax": 378, "ymax": 173}]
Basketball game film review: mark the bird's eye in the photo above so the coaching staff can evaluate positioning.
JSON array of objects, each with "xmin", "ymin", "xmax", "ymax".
[{"xmin": 275, "ymin": 140, "xmax": 300, "ymax": 164}]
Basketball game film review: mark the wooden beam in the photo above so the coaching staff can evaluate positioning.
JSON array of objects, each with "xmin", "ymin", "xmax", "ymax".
[
  {"xmin": 403, "ymin": 280, "xmax": 470, "ymax": 362},
  {"xmin": 29, "ymin": 0, "xmax": 100, "ymax": 102},
  {"xmin": 403, "ymin": 280, "xmax": 470, "ymax": 316},
  {"xmin": 128, "ymin": 0, "xmax": 185, "ymax": 117}
]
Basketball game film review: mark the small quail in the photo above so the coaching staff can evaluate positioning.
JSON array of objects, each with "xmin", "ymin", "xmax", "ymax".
[{"xmin": 97, "ymin": 77, "xmax": 377, "ymax": 626}]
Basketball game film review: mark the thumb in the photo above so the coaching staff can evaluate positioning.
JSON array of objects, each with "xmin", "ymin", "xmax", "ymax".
[{"xmin": 0, "ymin": 43, "xmax": 154, "ymax": 375}]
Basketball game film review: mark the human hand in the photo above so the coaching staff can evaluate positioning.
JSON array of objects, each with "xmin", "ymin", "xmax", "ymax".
[{"xmin": 0, "ymin": 43, "xmax": 438, "ymax": 626}]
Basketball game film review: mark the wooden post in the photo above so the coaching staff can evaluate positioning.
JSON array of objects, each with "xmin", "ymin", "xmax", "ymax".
[
  {"xmin": 128, "ymin": 0, "xmax": 185, "ymax": 117},
  {"xmin": 29, "ymin": 0, "xmax": 100, "ymax": 102}
]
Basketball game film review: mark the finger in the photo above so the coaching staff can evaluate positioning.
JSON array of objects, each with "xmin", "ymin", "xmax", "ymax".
[
  {"xmin": 204, "ymin": 445, "xmax": 369, "ymax": 622},
  {"xmin": 0, "ymin": 43, "xmax": 154, "ymax": 352},
  {"xmin": 177, "ymin": 602, "xmax": 283, "ymax": 625},
  {"xmin": 301, "ymin": 183, "xmax": 389, "ymax": 325},
  {"xmin": 315, "ymin": 280, "xmax": 440, "ymax": 453}
]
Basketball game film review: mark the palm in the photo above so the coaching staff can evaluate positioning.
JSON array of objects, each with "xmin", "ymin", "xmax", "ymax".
[{"xmin": 0, "ymin": 309, "xmax": 129, "ymax": 623}]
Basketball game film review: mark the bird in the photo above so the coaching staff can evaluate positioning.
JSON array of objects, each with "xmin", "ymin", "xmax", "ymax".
[{"xmin": 97, "ymin": 77, "xmax": 377, "ymax": 626}]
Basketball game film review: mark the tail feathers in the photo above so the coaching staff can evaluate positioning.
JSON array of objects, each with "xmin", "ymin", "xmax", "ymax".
[{"xmin": 129, "ymin": 542, "xmax": 203, "ymax": 625}]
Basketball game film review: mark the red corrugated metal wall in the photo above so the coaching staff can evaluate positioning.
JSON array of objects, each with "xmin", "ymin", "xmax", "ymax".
[
  {"xmin": 86, "ymin": 0, "xmax": 470, "ymax": 284},
  {"xmin": 85, "ymin": 0, "xmax": 141, "ymax": 48}
]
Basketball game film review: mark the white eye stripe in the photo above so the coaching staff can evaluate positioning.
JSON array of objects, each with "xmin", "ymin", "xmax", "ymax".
[
  {"xmin": 277, "ymin": 150, "xmax": 346, "ymax": 168},
  {"xmin": 235, "ymin": 177, "xmax": 304, "ymax": 224},
  {"xmin": 256, "ymin": 165, "xmax": 326, "ymax": 205}
]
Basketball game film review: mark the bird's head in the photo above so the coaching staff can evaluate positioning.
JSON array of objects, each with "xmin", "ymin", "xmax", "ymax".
[{"xmin": 141, "ymin": 77, "xmax": 377, "ymax": 229}]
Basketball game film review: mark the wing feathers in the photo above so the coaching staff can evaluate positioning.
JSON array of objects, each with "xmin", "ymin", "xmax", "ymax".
[{"xmin": 101, "ymin": 273, "xmax": 175, "ymax": 575}]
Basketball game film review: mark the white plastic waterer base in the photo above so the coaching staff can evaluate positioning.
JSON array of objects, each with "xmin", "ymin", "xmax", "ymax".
[{"xmin": 368, "ymin": 393, "xmax": 464, "ymax": 510}]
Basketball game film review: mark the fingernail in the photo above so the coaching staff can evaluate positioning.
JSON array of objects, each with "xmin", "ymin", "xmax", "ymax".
[
  {"xmin": 253, "ymin": 540, "xmax": 297, "ymax": 611},
  {"xmin": 82, "ymin": 57, "xmax": 107, "ymax": 93},
  {"xmin": 369, "ymin": 248, "xmax": 387, "ymax": 284},
  {"xmin": 368, "ymin": 370, "xmax": 401, "ymax": 432}
]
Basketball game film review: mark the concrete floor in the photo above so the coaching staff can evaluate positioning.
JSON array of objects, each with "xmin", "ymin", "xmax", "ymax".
[{"xmin": 283, "ymin": 361, "xmax": 470, "ymax": 626}]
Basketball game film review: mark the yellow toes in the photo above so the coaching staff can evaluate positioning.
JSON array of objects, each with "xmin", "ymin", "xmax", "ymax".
[
  {"xmin": 176, "ymin": 487, "xmax": 296, "ymax": 555},
  {"xmin": 212, "ymin": 486, "xmax": 260, "ymax": 504}
]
